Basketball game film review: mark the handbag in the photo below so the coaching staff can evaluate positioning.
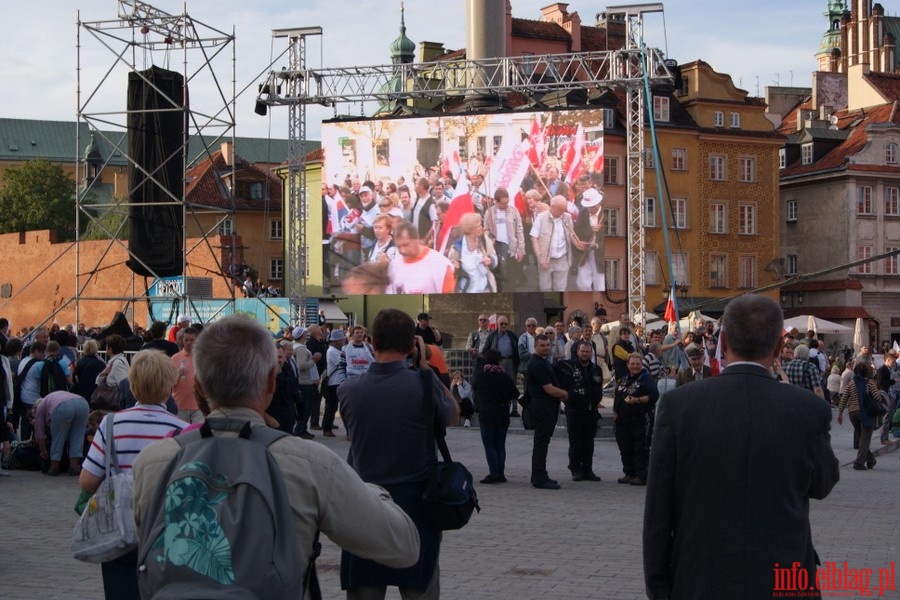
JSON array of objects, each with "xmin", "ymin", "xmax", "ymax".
[
  {"xmin": 867, "ymin": 389, "xmax": 889, "ymax": 418},
  {"xmin": 90, "ymin": 356, "xmax": 123, "ymax": 411},
  {"xmin": 72, "ymin": 416, "xmax": 138, "ymax": 563},
  {"xmin": 90, "ymin": 379, "xmax": 121, "ymax": 412},
  {"xmin": 420, "ymin": 370, "xmax": 480, "ymax": 531}
]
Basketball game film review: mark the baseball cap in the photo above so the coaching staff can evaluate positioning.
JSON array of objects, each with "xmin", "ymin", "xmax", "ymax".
[
  {"xmin": 388, "ymin": 207, "xmax": 404, "ymax": 218},
  {"xmin": 329, "ymin": 329, "xmax": 346, "ymax": 342},
  {"xmin": 358, "ymin": 185, "xmax": 373, "ymax": 195},
  {"xmin": 292, "ymin": 326, "xmax": 307, "ymax": 339},
  {"xmin": 177, "ymin": 314, "xmax": 190, "ymax": 324}
]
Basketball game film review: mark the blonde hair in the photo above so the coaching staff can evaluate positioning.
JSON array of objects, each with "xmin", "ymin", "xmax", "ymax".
[
  {"xmin": 82, "ymin": 338, "xmax": 99, "ymax": 356},
  {"xmin": 458, "ymin": 212, "xmax": 484, "ymax": 236},
  {"xmin": 129, "ymin": 350, "xmax": 178, "ymax": 405}
]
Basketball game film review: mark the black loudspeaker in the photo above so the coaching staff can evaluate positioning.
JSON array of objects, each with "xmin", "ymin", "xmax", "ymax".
[
  {"xmin": 95, "ymin": 312, "xmax": 143, "ymax": 352},
  {"xmin": 126, "ymin": 66, "xmax": 185, "ymax": 277}
]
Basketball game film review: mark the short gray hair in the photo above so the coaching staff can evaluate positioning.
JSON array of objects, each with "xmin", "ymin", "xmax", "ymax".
[
  {"xmin": 792, "ymin": 344, "xmax": 810, "ymax": 360},
  {"xmin": 193, "ymin": 315, "xmax": 276, "ymax": 408}
]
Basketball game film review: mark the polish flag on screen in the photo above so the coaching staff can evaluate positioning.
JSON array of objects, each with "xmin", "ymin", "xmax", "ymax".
[
  {"xmin": 587, "ymin": 138, "xmax": 605, "ymax": 174},
  {"xmin": 526, "ymin": 116, "xmax": 545, "ymax": 168},
  {"xmin": 441, "ymin": 150, "xmax": 463, "ymax": 178},
  {"xmin": 436, "ymin": 174, "xmax": 475, "ymax": 254},
  {"xmin": 561, "ymin": 124, "xmax": 585, "ymax": 183},
  {"xmin": 488, "ymin": 314, "xmax": 498, "ymax": 330}
]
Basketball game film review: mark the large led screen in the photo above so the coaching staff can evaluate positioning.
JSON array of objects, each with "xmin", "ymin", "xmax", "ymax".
[{"xmin": 320, "ymin": 108, "xmax": 605, "ymax": 295}]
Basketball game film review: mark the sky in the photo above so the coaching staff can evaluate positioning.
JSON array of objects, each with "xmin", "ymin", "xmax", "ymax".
[{"xmin": 0, "ymin": 0, "xmax": 834, "ymax": 141}]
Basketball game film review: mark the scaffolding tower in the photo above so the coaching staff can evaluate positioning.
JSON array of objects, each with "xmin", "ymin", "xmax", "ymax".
[
  {"xmin": 75, "ymin": 0, "xmax": 237, "ymax": 326},
  {"xmin": 257, "ymin": 3, "xmax": 672, "ymax": 322}
]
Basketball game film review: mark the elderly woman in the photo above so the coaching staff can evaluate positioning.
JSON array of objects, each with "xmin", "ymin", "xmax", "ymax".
[
  {"xmin": 80, "ymin": 350, "xmax": 186, "ymax": 600},
  {"xmin": 837, "ymin": 362, "xmax": 883, "ymax": 470},
  {"xmin": 368, "ymin": 214, "xmax": 398, "ymax": 263},
  {"xmin": 33, "ymin": 391, "xmax": 90, "ymax": 476},
  {"xmin": 74, "ymin": 338, "xmax": 106, "ymax": 403},
  {"xmin": 447, "ymin": 212, "xmax": 498, "ymax": 293}
]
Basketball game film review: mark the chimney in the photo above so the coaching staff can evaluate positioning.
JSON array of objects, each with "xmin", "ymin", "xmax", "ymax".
[
  {"xmin": 465, "ymin": 0, "xmax": 506, "ymax": 107},
  {"xmin": 221, "ymin": 141, "xmax": 234, "ymax": 167}
]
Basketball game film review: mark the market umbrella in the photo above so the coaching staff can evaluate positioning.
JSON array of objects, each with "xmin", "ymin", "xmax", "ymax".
[{"xmin": 783, "ymin": 315, "xmax": 853, "ymax": 335}]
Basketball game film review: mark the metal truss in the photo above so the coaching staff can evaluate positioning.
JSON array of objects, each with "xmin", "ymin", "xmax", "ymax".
[
  {"xmin": 259, "ymin": 23, "xmax": 673, "ymax": 308},
  {"xmin": 74, "ymin": 0, "xmax": 236, "ymax": 326}
]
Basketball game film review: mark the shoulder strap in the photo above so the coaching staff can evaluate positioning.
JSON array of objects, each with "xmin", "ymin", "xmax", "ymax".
[
  {"xmin": 104, "ymin": 415, "xmax": 121, "ymax": 478},
  {"xmin": 17, "ymin": 358, "xmax": 37, "ymax": 382}
]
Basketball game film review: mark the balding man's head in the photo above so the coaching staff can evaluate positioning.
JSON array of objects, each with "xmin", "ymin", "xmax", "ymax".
[{"xmin": 550, "ymin": 195, "xmax": 567, "ymax": 216}]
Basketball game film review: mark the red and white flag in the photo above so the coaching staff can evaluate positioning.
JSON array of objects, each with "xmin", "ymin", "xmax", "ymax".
[
  {"xmin": 436, "ymin": 173, "xmax": 475, "ymax": 254},
  {"xmin": 526, "ymin": 115, "xmax": 545, "ymax": 168},
  {"xmin": 561, "ymin": 124, "xmax": 585, "ymax": 183},
  {"xmin": 586, "ymin": 137, "xmax": 605, "ymax": 174},
  {"xmin": 663, "ymin": 292, "xmax": 678, "ymax": 324},
  {"xmin": 705, "ymin": 331, "xmax": 724, "ymax": 376}
]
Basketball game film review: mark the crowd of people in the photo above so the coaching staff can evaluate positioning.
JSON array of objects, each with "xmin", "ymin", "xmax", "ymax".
[
  {"xmin": 0, "ymin": 301, "xmax": 898, "ymax": 598},
  {"xmin": 325, "ymin": 160, "xmax": 609, "ymax": 295}
]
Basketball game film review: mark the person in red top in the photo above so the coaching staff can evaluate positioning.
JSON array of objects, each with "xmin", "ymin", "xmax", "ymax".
[
  {"xmin": 166, "ymin": 314, "xmax": 190, "ymax": 343},
  {"xmin": 386, "ymin": 222, "xmax": 455, "ymax": 294},
  {"xmin": 170, "ymin": 326, "xmax": 201, "ymax": 423}
]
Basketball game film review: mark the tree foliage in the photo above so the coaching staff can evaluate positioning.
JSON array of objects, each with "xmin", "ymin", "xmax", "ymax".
[{"xmin": 0, "ymin": 159, "xmax": 76, "ymax": 240}]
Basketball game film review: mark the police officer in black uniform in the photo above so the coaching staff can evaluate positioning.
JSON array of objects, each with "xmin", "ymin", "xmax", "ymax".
[{"xmin": 554, "ymin": 340, "xmax": 604, "ymax": 481}]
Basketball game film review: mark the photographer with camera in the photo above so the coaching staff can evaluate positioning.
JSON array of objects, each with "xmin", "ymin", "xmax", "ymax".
[{"xmin": 339, "ymin": 309, "xmax": 458, "ymax": 598}]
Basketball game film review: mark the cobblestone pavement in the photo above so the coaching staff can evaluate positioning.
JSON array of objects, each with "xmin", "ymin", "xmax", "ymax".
[{"xmin": 3, "ymin": 409, "xmax": 897, "ymax": 600}]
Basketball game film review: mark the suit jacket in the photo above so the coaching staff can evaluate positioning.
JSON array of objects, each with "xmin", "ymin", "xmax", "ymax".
[
  {"xmin": 643, "ymin": 363, "xmax": 838, "ymax": 600},
  {"xmin": 674, "ymin": 365, "xmax": 713, "ymax": 387}
]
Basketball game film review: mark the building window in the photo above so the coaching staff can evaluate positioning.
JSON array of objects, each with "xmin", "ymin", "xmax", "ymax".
[
  {"xmin": 604, "ymin": 259, "xmax": 621, "ymax": 290},
  {"xmin": 603, "ymin": 208, "xmax": 620, "ymax": 236},
  {"xmin": 672, "ymin": 252, "xmax": 688, "ymax": 284},
  {"xmin": 218, "ymin": 218, "xmax": 234, "ymax": 236},
  {"xmin": 729, "ymin": 112, "xmax": 741, "ymax": 128},
  {"xmin": 269, "ymin": 258, "xmax": 284, "ymax": 280},
  {"xmin": 644, "ymin": 252, "xmax": 658, "ymax": 285},
  {"xmin": 603, "ymin": 157, "xmax": 619, "ymax": 185},
  {"xmin": 857, "ymin": 186, "xmax": 873, "ymax": 215},
  {"xmin": 709, "ymin": 155, "xmax": 726, "ymax": 181},
  {"xmin": 738, "ymin": 256, "xmax": 757, "ymax": 288},
  {"xmin": 885, "ymin": 187, "xmax": 899, "ymax": 216},
  {"xmin": 779, "ymin": 148, "xmax": 786, "ymax": 169},
  {"xmin": 602, "ymin": 108, "xmax": 615, "ymax": 128},
  {"xmin": 739, "ymin": 157, "xmax": 755, "ymax": 182},
  {"xmin": 652, "ymin": 96, "xmax": 670, "ymax": 122},
  {"xmin": 738, "ymin": 204, "xmax": 756, "ymax": 235},
  {"xmin": 671, "ymin": 148, "xmax": 686, "ymax": 171},
  {"xmin": 710, "ymin": 203, "xmax": 726, "ymax": 234},
  {"xmin": 886, "ymin": 247, "xmax": 899, "ymax": 275},
  {"xmin": 786, "ymin": 254, "xmax": 798, "ymax": 276},
  {"xmin": 801, "ymin": 143, "xmax": 813, "ymax": 165},
  {"xmin": 671, "ymin": 198, "xmax": 687, "ymax": 229},
  {"xmin": 787, "ymin": 200, "xmax": 798, "ymax": 222},
  {"xmin": 886, "ymin": 142, "xmax": 898, "ymax": 165},
  {"xmin": 269, "ymin": 219, "xmax": 283, "ymax": 240},
  {"xmin": 645, "ymin": 197, "xmax": 657, "ymax": 227},
  {"xmin": 644, "ymin": 148, "xmax": 655, "ymax": 170},
  {"xmin": 856, "ymin": 245, "xmax": 873, "ymax": 274},
  {"xmin": 713, "ymin": 111, "xmax": 724, "ymax": 127},
  {"xmin": 709, "ymin": 254, "xmax": 727, "ymax": 288},
  {"xmin": 678, "ymin": 75, "xmax": 689, "ymax": 96},
  {"xmin": 249, "ymin": 182, "xmax": 263, "ymax": 200}
]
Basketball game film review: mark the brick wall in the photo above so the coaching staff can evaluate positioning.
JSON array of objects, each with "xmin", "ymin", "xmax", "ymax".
[{"xmin": 0, "ymin": 229, "xmax": 234, "ymax": 330}]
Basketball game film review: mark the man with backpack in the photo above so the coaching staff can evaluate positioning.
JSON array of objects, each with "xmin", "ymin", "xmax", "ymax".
[
  {"xmin": 132, "ymin": 315, "xmax": 419, "ymax": 599},
  {"xmin": 15, "ymin": 341, "xmax": 47, "ymax": 440}
]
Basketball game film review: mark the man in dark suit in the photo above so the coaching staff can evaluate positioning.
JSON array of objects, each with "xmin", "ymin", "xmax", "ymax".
[
  {"xmin": 674, "ymin": 345, "xmax": 712, "ymax": 387},
  {"xmin": 643, "ymin": 294, "xmax": 839, "ymax": 600}
]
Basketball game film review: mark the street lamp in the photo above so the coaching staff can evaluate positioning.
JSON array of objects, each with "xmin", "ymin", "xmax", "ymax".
[{"xmin": 780, "ymin": 290, "xmax": 804, "ymax": 308}]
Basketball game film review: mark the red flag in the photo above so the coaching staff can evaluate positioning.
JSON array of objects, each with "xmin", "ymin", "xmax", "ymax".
[
  {"xmin": 513, "ymin": 190, "xmax": 527, "ymax": 218},
  {"xmin": 664, "ymin": 295, "xmax": 677, "ymax": 323},
  {"xmin": 706, "ymin": 331, "xmax": 724, "ymax": 376},
  {"xmin": 562, "ymin": 124, "xmax": 585, "ymax": 183},
  {"xmin": 436, "ymin": 174, "xmax": 476, "ymax": 254},
  {"xmin": 587, "ymin": 138, "xmax": 605, "ymax": 174}
]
